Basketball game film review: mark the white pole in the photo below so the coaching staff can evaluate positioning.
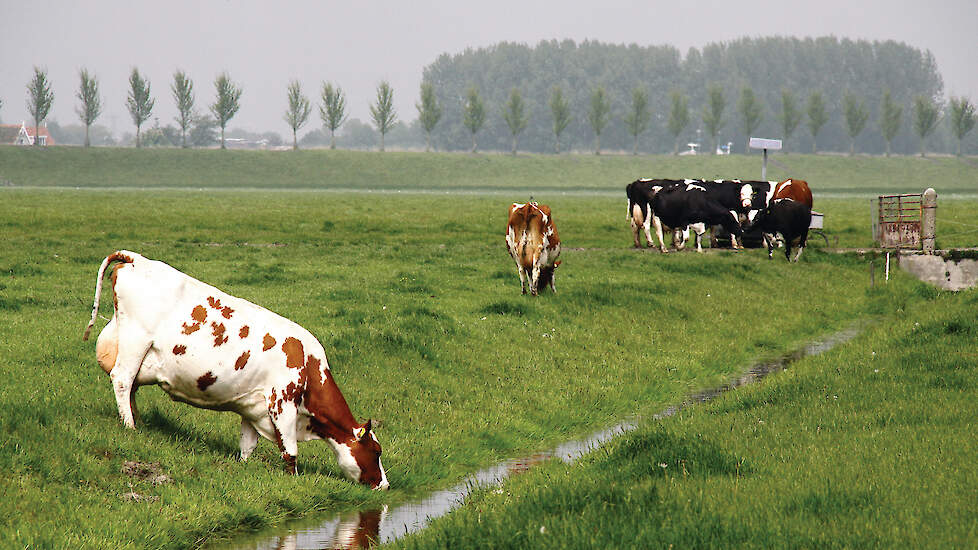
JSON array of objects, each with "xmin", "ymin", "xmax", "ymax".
[{"xmin": 885, "ymin": 252, "xmax": 890, "ymax": 282}]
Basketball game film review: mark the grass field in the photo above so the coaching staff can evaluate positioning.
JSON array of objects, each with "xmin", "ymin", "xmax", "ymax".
[
  {"xmin": 0, "ymin": 149, "xmax": 975, "ymax": 548},
  {"xmin": 387, "ymin": 288, "xmax": 978, "ymax": 549}
]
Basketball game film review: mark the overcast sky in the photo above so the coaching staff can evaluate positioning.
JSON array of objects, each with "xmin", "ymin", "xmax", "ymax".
[{"xmin": 2, "ymin": 0, "xmax": 975, "ymax": 137}]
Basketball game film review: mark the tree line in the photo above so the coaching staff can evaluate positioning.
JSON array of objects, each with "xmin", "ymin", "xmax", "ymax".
[
  {"xmin": 6, "ymin": 36, "xmax": 977, "ymax": 155},
  {"xmin": 419, "ymin": 37, "xmax": 976, "ymax": 156}
]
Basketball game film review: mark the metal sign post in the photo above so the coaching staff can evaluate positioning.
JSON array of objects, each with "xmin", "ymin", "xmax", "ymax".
[{"xmin": 748, "ymin": 137, "xmax": 782, "ymax": 180}]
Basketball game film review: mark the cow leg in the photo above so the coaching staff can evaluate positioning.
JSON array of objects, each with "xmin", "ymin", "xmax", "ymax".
[
  {"xmin": 239, "ymin": 418, "xmax": 260, "ymax": 461},
  {"xmin": 642, "ymin": 206, "xmax": 655, "ymax": 248},
  {"xmin": 630, "ymin": 218, "xmax": 641, "ymax": 248},
  {"xmin": 652, "ymin": 216, "xmax": 668, "ymax": 253},
  {"xmin": 729, "ymin": 211, "xmax": 744, "ymax": 249},
  {"xmin": 110, "ymin": 330, "xmax": 151, "ymax": 429},
  {"xmin": 530, "ymin": 265, "xmax": 541, "ymax": 296},
  {"xmin": 793, "ymin": 229, "xmax": 809, "ymax": 262},
  {"xmin": 269, "ymin": 405, "xmax": 299, "ymax": 475},
  {"xmin": 764, "ymin": 233, "xmax": 776, "ymax": 259},
  {"xmin": 129, "ymin": 385, "xmax": 141, "ymax": 425},
  {"xmin": 517, "ymin": 265, "xmax": 528, "ymax": 294}
]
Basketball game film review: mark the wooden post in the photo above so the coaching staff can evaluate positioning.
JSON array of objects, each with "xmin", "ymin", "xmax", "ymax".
[{"xmin": 870, "ymin": 260, "xmax": 875, "ymax": 288}]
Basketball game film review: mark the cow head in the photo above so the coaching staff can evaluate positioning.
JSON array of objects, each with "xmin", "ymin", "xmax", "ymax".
[
  {"xmin": 740, "ymin": 185, "xmax": 754, "ymax": 209},
  {"xmin": 335, "ymin": 420, "xmax": 388, "ymax": 490}
]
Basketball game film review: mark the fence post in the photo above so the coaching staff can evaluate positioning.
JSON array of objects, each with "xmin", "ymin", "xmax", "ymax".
[{"xmin": 921, "ymin": 188, "xmax": 937, "ymax": 254}]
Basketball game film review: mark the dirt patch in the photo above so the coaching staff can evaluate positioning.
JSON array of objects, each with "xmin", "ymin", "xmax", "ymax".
[{"xmin": 122, "ymin": 461, "xmax": 172, "ymax": 485}]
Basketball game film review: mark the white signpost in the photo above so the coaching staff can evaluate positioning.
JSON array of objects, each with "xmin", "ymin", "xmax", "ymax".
[{"xmin": 748, "ymin": 137, "xmax": 782, "ymax": 180}]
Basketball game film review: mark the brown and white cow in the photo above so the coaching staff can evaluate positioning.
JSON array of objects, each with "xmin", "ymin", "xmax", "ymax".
[
  {"xmin": 82, "ymin": 251, "xmax": 388, "ymax": 489},
  {"xmin": 773, "ymin": 178, "xmax": 813, "ymax": 209},
  {"xmin": 506, "ymin": 202, "xmax": 561, "ymax": 295}
]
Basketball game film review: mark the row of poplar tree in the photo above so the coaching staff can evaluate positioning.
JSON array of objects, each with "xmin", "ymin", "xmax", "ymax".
[{"xmin": 11, "ymin": 37, "xmax": 978, "ymax": 155}]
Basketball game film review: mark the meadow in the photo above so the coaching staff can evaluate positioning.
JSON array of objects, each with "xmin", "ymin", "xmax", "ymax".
[
  {"xmin": 387, "ymin": 285, "xmax": 978, "ymax": 549},
  {"xmin": 0, "ymin": 148, "xmax": 975, "ymax": 548}
]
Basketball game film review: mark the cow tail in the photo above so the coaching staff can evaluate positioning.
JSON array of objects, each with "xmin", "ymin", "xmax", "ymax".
[{"xmin": 82, "ymin": 251, "xmax": 134, "ymax": 341}]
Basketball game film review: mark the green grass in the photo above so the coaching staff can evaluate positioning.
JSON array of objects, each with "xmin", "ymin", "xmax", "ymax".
[
  {"xmin": 386, "ymin": 287, "xmax": 978, "ymax": 549},
  {"xmin": 0, "ymin": 187, "xmax": 920, "ymax": 549},
  {"xmin": 0, "ymin": 149, "xmax": 974, "ymax": 548},
  {"xmin": 1, "ymin": 146, "xmax": 977, "ymax": 195}
]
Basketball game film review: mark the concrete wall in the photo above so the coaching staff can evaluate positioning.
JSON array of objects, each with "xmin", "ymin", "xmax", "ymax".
[{"xmin": 899, "ymin": 253, "xmax": 978, "ymax": 291}]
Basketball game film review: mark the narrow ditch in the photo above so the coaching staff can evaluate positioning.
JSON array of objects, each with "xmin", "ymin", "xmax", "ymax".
[{"xmin": 215, "ymin": 324, "xmax": 863, "ymax": 550}]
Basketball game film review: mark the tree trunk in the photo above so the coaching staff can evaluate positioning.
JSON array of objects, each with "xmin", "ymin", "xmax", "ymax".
[
  {"xmin": 33, "ymin": 121, "xmax": 39, "ymax": 146},
  {"xmin": 632, "ymin": 136, "xmax": 638, "ymax": 155},
  {"xmin": 812, "ymin": 138, "xmax": 817, "ymax": 154},
  {"xmin": 512, "ymin": 135, "xmax": 517, "ymax": 156},
  {"xmin": 84, "ymin": 124, "xmax": 91, "ymax": 148},
  {"xmin": 471, "ymin": 133, "xmax": 477, "ymax": 153},
  {"xmin": 136, "ymin": 126, "xmax": 142, "ymax": 149},
  {"xmin": 425, "ymin": 132, "xmax": 431, "ymax": 153},
  {"xmin": 221, "ymin": 127, "xmax": 226, "ymax": 150},
  {"xmin": 673, "ymin": 137, "xmax": 679, "ymax": 155},
  {"xmin": 181, "ymin": 129, "xmax": 187, "ymax": 149},
  {"xmin": 330, "ymin": 130, "xmax": 336, "ymax": 150},
  {"xmin": 380, "ymin": 132, "xmax": 385, "ymax": 152},
  {"xmin": 957, "ymin": 139, "xmax": 962, "ymax": 157},
  {"xmin": 850, "ymin": 140, "xmax": 854, "ymax": 156},
  {"xmin": 885, "ymin": 141, "xmax": 890, "ymax": 157},
  {"xmin": 555, "ymin": 136, "xmax": 561, "ymax": 154},
  {"xmin": 594, "ymin": 134, "xmax": 601, "ymax": 155}
]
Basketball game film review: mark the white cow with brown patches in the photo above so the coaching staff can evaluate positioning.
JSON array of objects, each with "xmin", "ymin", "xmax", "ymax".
[
  {"xmin": 83, "ymin": 251, "xmax": 388, "ymax": 489},
  {"xmin": 506, "ymin": 202, "xmax": 561, "ymax": 296}
]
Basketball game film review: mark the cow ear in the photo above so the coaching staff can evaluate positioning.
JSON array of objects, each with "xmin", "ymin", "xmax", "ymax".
[
  {"xmin": 353, "ymin": 426, "xmax": 366, "ymax": 440},
  {"xmin": 354, "ymin": 420, "xmax": 373, "ymax": 441}
]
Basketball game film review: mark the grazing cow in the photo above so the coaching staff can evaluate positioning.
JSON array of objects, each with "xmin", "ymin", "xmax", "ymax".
[
  {"xmin": 625, "ymin": 179, "xmax": 689, "ymax": 250},
  {"xmin": 739, "ymin": 179, "xmax": 813, "ymax": 212},
  {"xmin": 748, "ymin": 199, "xmax": 812, "ymax": 261},
  {"xmin": 506, "ymin": 202, "xmax": 561, "ymax": 295},
  {"xmin": 772, "ymin": 178, "xmax": 813, "ymax": 209},
  {"xmin": 651, "ymin": 182, "xmax": 741, "ymax": 253},
  {"xmin": 82, "ymin": 251, "xmax": 389, "ymax": 489}
]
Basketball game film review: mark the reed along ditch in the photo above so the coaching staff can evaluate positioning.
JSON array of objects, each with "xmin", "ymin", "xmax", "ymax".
[{"xmin": 215, "ymin": 325, "xmax": 864, "ymax": 550}]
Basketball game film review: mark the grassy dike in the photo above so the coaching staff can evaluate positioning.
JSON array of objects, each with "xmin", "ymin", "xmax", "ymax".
[
  {"xmin": 386, "ymin": 287, "xmax": 978, "ymax": 549},
  {"xmin": 1, "ymin": 146, "xmax": 977, "ymax": 196}
]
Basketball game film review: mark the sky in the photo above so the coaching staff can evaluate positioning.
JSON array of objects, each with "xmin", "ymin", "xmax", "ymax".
[{"xmin": 2, "ymin": 0, "xmax": 976, "ymax": 138}]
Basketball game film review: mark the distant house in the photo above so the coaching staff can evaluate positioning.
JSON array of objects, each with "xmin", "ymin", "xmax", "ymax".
[{"xmin": 0, "ymin": 122, "xmax": 55, "ymax": 146}]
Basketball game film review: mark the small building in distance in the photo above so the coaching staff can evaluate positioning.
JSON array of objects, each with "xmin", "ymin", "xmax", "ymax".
[{"xmin": 0, "ymin": 122, "xmax": 56, "ymax": 146}]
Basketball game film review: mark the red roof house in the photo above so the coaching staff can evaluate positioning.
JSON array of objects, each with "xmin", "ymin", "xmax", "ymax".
[{"xmin": 0, "ymin": 122, "xmax": 55, "ymax": 146}]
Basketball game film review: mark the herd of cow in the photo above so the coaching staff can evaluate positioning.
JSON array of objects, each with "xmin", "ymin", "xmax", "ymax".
[
  {"xmin": 505, "ymin": 177, "xmax": 814, "ymax": 296},
  {"xmin": 79, "ymin": 177, "xmax": 812, "ymax": 491}
]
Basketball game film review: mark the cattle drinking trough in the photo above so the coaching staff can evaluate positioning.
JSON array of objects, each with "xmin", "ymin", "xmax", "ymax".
[{"xmin": 214, "ymin": 325, "xmax": 865, "ymax": 550}]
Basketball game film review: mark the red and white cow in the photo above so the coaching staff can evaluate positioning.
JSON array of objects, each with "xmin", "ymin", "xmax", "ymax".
[
  {"xmin": 773, "ymin": 178, "xmax": 813, "ymax": 209},
  {"xmin": 506, "ymin": 202, "xmax": 561, "ymax": 296},
  {"xmin": 82, "ymin": 251, "xmax": 388, "ymax": 489}
]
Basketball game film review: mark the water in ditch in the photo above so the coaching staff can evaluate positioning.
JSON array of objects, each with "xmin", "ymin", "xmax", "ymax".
[{"xmin": 216, "ymin": 325, "xmax": 863, "ymax": 549}]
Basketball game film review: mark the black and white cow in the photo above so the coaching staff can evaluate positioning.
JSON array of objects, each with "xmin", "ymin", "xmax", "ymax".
[
  {"xmin": 625, "ymin": 179, "xmax": 691, "ymax": 251},
  {"xmin": 650, "ymin": 181, "xmax": 741, "ymax": 253},
  {"xmin": 747, "ymin": 198, "xmax": 812, "ymax": 262}
]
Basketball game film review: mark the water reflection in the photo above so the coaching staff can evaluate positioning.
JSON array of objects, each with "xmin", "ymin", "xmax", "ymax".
[
  {"xmin": 246, "ymin": 507, "xmax": 385, "ymax": 550},
  {"xmin": 218, "ymin": 325, "xmax": 863, "ymax": 550}
]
